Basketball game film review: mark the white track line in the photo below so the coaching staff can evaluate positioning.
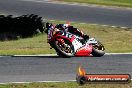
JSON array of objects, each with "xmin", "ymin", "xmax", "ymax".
[
  {"xmin": 0, "ymin": 53, "xmax": 132, "ymax": 57},
  {"xmin": 13, "ymin": 53, "xmax": 132, "ymax": 57},
  {"xmin": 105, "ymin": 53, "xmax": 132, "ymax": 55},
  {"xmin": 13, "ymin": 54, "xmax": 57, "ymax": 57},
  {"xmin": 0, "ymin": 80, "xmax": 76, "ymax": 84},
  {"xmin": 0, "ymin": 79, "xmax": 131, "ymax": 84}
]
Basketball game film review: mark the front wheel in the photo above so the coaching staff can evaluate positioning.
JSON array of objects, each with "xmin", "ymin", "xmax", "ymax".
[{"xmin": 91, "ymin": 41, "xmax": 105, "ymax": 57}]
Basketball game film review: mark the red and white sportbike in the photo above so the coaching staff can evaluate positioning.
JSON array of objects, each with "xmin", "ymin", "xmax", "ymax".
[{"xmin": 46, "ymin": 24, "xmax": 105, "ymax": 57}]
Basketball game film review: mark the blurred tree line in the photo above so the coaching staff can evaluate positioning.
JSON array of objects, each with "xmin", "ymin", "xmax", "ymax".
[{"xmin": 0, "ymin": 14, "xmax": 45, "ymax": 41}]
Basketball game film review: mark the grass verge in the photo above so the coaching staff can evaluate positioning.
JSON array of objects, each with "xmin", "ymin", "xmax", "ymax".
[
  {"xmin": 56, "ymin": 0, "xmax": 132, "ymax": 8},
  {"xmin": 0, "ymin": 82, "xmax": 132, "ymax": 88},
  {"xmin": 0, "ymin": 20, "xmax": 132, "ymax": 55}
]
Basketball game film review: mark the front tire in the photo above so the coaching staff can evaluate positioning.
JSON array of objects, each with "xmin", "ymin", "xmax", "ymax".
[{"xmin": 91, "ymin": 41, "xmax": 105, "ymax": 57}]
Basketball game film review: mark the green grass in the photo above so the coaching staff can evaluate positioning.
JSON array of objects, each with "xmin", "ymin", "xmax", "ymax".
[
  {"xmin": 0, "ymin": 21, "xmax": 132, "ymax": 55},
  {"xmin": 0, "ymin": 82, "xmax": 132, "ymax": 88},
  {"xmin": 57, "ymin": 0, "xmax": 132, "ymax": 7},
  {"xmin": 0, "ymin": 34, "xmax": 56, "ymax": 55}
]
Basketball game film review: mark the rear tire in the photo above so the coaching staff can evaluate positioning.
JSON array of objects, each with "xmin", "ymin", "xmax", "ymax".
[{"xmin": 53, "ymin": 40, "xmax": 74, "ymax": 57}]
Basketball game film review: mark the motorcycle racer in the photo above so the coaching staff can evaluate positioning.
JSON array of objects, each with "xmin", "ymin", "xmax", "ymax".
[
  {"xmin": 45, "ymin": 22, "xmax": 89, "ymax": 43},
  {"xmin": 45, "ymin": 22, "xmax": 105, "ymax": 57},
  {"xmin": 55, "ymin": 24, "xmax": 89, "ymax": 41}
]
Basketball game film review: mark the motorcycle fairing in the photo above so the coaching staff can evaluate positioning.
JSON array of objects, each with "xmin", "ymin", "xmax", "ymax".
[
  {"xmin": 71, "ymin": 37, "xmax": 83, "ymax": 53},
  {"xmin": 75, "ymin": 44, "xmax": 92, "ymax": 56},
  {"xmin": 49, "ymin": 30, "xmax": 93, "ymax": 57}
]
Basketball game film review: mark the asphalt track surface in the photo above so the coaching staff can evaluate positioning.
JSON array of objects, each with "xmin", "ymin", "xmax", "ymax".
[
  {"xmin": 0, "ymin": 0, "xmax": 132, "ymax": 83},
  {"xmin": 0, "ymin": 54, "xmax": 132, "ymax": 83},
  {"xmin": 0, "ymin": 0, "xmax": 132, "ymax": 27}
]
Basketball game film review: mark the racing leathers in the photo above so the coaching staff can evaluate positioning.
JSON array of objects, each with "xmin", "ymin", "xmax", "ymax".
[
  {"xmin": 45, "ymin": 23, "xmax": 89, "ymax": 43},
  {"xmin": 55, "ymin": 24, "xmax": 89, "ymax": 42}
]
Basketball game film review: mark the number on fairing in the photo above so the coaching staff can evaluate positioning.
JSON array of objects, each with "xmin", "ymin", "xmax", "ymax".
[{"xmin": 62, "ymin": 32, "xmax": 73, "ymax": 38}]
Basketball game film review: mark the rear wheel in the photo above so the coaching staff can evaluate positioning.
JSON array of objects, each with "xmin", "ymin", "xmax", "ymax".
[
  {"xmin": 53, "ymin": 39, "xmax": 74, "ymax": 57},
  {"xmin": 91, "ymin": 41, "xmax": 105, "ymax": 57}
]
